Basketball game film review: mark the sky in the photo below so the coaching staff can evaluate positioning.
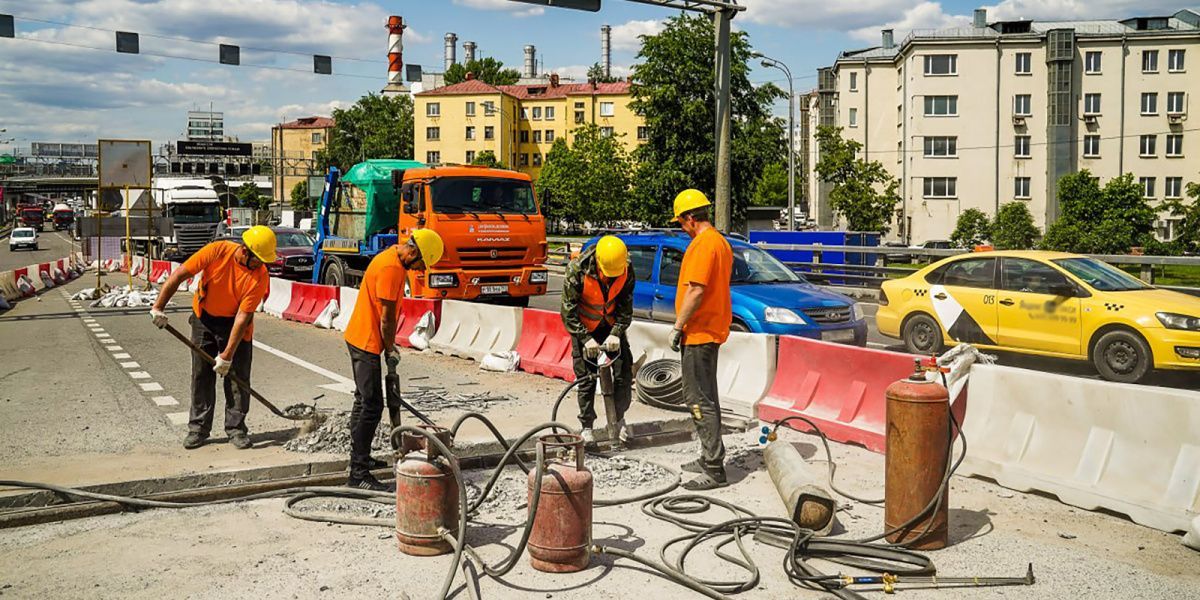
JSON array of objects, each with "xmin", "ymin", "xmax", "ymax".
[{"xmin": 0, "ymin": 0, "xmax": 1194, "ymax": 150}]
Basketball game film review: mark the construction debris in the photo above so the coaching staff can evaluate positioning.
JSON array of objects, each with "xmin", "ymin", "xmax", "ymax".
[
  {"xmin": 284, "ymin": 412, "xmax": 391, "ymax": 454},
  {"xmin": 78, "ymin": 285, "xmax": 161, "ymax": 308},
  {"xmin": 402, "ymin": 385, "xmax": 516, "ymax": 413}
]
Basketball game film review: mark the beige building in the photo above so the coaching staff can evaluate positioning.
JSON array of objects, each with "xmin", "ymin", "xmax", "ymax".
[
  {"xmin": 271, "ymin": 116, "xmax": 334, "ymax": 206},
  {"xmin": 809, "ymin": 8, "xmax": 1200, "ymax": 243},
  {"xmin": 414, "ymin": 75, "xmax": 644, "ymax": 179}
]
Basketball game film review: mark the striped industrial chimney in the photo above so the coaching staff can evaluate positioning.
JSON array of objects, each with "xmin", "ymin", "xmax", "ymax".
[{"xmin": 386, "ymin": 16, "xmax": 405, "ymax": 88}]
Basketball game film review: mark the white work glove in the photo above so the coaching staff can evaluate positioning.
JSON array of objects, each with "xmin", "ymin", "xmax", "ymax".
[
  {"xmin": 669, "ymin": 328, "xmax": 684, "ymax": 353},
  {"xmin": 583, "ymin": 337, "xmax": 602, "ymax": 359},
  {"xmin": 150, "ymin": 307, "xmax": 168, "ymax": 329},
  {"xmin": 213, "ymin": 355, "xmax": 233, "ymax": 377},
  {"xmin": 602, "ymin": 335, "xmax": 620, "ymax": 353},
  {"xmin": 384, "ymin": 349, "xmax": 400, "ymax": 371}
]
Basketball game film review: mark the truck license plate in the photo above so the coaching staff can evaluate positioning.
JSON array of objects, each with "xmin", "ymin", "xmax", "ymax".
[
  {"xmin": 481, "ymin": 285, "xmax": 507, "ymax": 295},
  {"xmin": 823, "ymin": 328, "xmax": 856, "ymax": 343}
]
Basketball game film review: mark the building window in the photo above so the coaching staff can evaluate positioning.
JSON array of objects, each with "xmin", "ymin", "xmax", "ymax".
[
  {"xmin": 1085, "ymin": 51, "xmax": 1102, "ymax": 74},
  {"xmin": 519, "ymin": 130, "xmax": 529, "ymax": 143},
  {"xmin": 1083, "ymin": 93, "xmax": 1101, "ymax": 115},
  {"xmin": 1140, "ymin": 177, "xmax": 1156, "ymax": 198},
  {"xmin": 1014, "ymin": 135, "xmax": 1031, "ymax": 158},
  {"xmin": 849, "ymin": 72, "xmax": 858, "ymax": 91},
  {"xmin": 923, "ymin": 54, "xmax": 957, "ymax": 76},
  {"xmin": 1013, "ymin": 94, "xmax": 1032, "ymax": 116},
  {"xmin": 922, "ymin": 136, "xmax": 957, "ymax": 157},
  {"xmin": 532, "ymin": 107, "xmax": 542, "ymax": 120},
  {"xmin": 848, "ymin": 108, "xmax": 858, "ymax": 127},
  {"xmin": 1141, "ymin": 92, "xmax": 1158, "ymax": 115},
  {"xmin": 426, "ymin": 127, "xmax": 440, "ymax": 141},
  {"xmin": 599, "ymin": 102, "xmax": 615, "ymax": 117},
  {"xmin": 519, "ymin": 153, "xmax": 529, "ymax": 166},
  {"xmin": 1083, "ymin": 135, "xmax": 1100, "ymax": 157},
  {"xmin": 1142, "ymin": 50, "xmax": 1159, "ymax": 73},
  {"xmin": 923, "ymin": 177, "xmax": 957, "ymax": 198},
  {"xmin": 427, "ymin": 103, "xmax": 440, "ymax": 117},
  {"xmin": 600, "ymin": 126, "xmax": 614, "ymax": 137},
  {"xmin": 545, "ymin": 106, "xmax": 555, "ymax": 121},
  {"xmin": 1166, "ymin": 176, "xmax": 1183, "ymax": 198},
  {"xmin": 1014, "ymin": 177, "xmax": 1031, "ymax": 199},
  {"xmin": 484, "ymin": 126, "xmax": 494, "ymax": 140},
  {"xmin": 923, "ymin": 95, "xmax": 958, "ymax": 116},
  {"xmin": 511, "ymin": 153, "xmax": 517, "ymax": 166},
  {"xmin": 574, "ymin": 111, "xmax": 585, "ymax": 124},
  {"xmin": 311, "ymin": 132, "xmax": 323, "ymax": 144},
  {"xmin": 533, "ymin": 153, "xmax": 542, "ymax": 167},
  {"xmin": 574, "ymin": 101, "xmax": 585, "ymax": 109},
  {"xmin": 482, "ymin": 101, "xmax": 495, "ymax": 114},
  {"xmin": 545, "ymin": 130, "xmax": 555, "ymax": 142},
  {"xmin": 465, "ymin": 150, "xmax": 476, "ymax": 163},
  {"xmin": 1168, "ymin": 49, "xmax": 1185, "ymax": 72},
  {"xmin": 533, "ymin": 130, "xmax": 542, "ymax": 143},
  {"xmin": 1167, "ymin": 92, "xmax": 1185, "ymax": 114},
  {"xmin": 637, "ymin": 126, "xmax": 649, "ymax": 141},
  {"xmin": 1166, "ymin": 134, "xmax": 1183, "ymax": 157},
  {"xmin": 1015, "ymin": 52, "xmax": 1032, "ymax": 75},
  {"xmin": 521, "ymin": 107, "xmax": 529, "ymax": 120},
  {"xmin": 465, "ymin": 101, "xmax": 476, "ymax": 117},
  {"xmin": 426, "ymin": 151, "xmax": 440, "ymax": 164},
  {"xmin": 1140, "ymin": 134, "xmax": 1157, "ymax": 157},
  {"xmin": 465, "ymin": 126, "xmax": 475, "ymax": 141}
]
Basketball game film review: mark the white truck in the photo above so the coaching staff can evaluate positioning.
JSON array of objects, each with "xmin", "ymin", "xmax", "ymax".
[{"xmin": 118, "ymin": 178, "xmax": 223, "ymax": 259}]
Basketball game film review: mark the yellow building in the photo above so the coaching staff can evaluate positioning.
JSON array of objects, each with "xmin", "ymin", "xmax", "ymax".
[
  {"xmin": 271, "ymin": 116, "xmax": 334, "ymax": 205},
  {"xmin": 414, "ymin": 74, "xmax": 645, "ymax": 179}
]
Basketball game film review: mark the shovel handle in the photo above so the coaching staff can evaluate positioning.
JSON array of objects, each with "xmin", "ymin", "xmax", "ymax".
[{"xmin": 162, "ymin": 322, "xmax": 289, "ymax": 420}]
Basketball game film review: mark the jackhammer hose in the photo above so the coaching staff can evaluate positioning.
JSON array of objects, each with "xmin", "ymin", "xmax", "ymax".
[
  {"xmin": 0, "ymin": 481, "xmax": 390, "ymax": 510},
  {"xmin": 634, "ymin": 359, "xmax": 686, "ymax": 411}
]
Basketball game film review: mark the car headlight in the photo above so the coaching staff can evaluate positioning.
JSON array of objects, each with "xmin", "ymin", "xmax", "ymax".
[
  {"xmin": 529, "ymin": 270, "xmax": 549, "ymax": 284},
  {"xmin": 764, "ymin": 307, "xmax": 806, "ymax": 325},
  {"xmin": 428, "ymin": 273, "xmax": 458, "ymax": 288},
  {"xmin": 852, "ymin": 303, "xmax": 865, "ymax": 321},
  {"xmin": 1156, "ymin": 312, "xmax": 1200, "ymax": 331}
]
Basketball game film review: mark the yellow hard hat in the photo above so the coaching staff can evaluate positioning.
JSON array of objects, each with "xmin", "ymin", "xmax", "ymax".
[
  {"xmin": 672, "ymin": 189, "xmax": 711, "ymax": 222},
  {"xmin": 242, "ymin": 225, "xmax": 277, "ymax": 263},
  {"xmin": 595, "ymin": 235, "xmax": 628, "ymax": 278},
  {"xmin": 410, "ymin": 228, "xmax": 445, "ymax": 267}
]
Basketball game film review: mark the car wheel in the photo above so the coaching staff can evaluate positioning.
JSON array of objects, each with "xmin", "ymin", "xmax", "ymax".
[
  {"xmin": 322, "ymin": 257, "xmax": 345, "ymax": 287},
  {"xmin": 1092, "ymin": 329, "xmax": 1152, "ymax": 383},
  {"xmin": 903, "ymin": 313, "xmax": 943, "ymax": 355},
  {"xmin": 729, "ymin": 320, "xmax": 750, "ymax": 333}
]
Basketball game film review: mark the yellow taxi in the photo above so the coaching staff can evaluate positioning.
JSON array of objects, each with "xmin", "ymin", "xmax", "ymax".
[{"xmin": 876, "ymin": 250, "xmax": 1200, "ymax": 383}]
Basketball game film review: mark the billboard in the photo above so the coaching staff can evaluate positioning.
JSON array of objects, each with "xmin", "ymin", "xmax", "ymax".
[
  {"xmin": 31, "ymin": 142, "xmax": 99, "ymax": 158},
  {"xmin": 177, "ymin": 140, "xmax": 253, "ymax": 156},
  {"xmin": 98, "ymin": 139, "xmax": 153, "ymax": 189}
]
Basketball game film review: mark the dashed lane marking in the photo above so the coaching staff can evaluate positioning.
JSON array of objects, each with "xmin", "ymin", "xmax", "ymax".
[
  {"xmin": 119, "ymin": 361, "xmax": 140, "ymax": 368},
  {"xmin": 140, "ymin": 382, "xmax": 164, "ymax": 392},
  {"xmin": 128, "ymin": 371, "xmax": 151, "ymax": 379},
  {"xmin": 112, "ymin": 353, "xmax": 131, "ymax": 359},
  {"xmin": 152, "ymin": 396, "xmax": 179, "ymax": 406},
  {"xmin": 105, "ymin": 345, "xmax": 122, "ymax": 351},
  {"xmin": 166, "ymin": 412, "xmax": 189, "ymax": 426}
]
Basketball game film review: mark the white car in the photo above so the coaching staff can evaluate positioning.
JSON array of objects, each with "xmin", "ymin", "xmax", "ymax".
[{"xmin": 8, "ymin": 227, "xmax": 38, "ymax": 251}]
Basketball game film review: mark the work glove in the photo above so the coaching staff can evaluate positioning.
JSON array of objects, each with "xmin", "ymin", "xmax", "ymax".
[
  {"xmin": 384, "ymin": 349, "xmax": 400, "ymax": 371},
  {"xmin": 583, "ymin": 337, "xmax": 602, "ymax": 359},
  {"xmin": 669, "ymin": 328, "xmax": 684, "ymax": 353},
  {"xmin": 213, "ymin": 355, "xmax": 233, "ymax": 377},
  {"xmin": 602, "ymin": 335, "xmax": 620, "ymax": 353},
  {"xmin": 150, "ymin": 307, "xmax": 168, "ymax": 329}
]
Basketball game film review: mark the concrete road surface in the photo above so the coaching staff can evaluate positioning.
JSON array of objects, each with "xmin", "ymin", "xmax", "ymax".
[{"xmin": 0, "ymin": 228, "xmax": 79, "ymax": 272}]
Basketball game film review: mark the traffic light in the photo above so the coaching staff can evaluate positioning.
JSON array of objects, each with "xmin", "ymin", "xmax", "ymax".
[
  {"xmin": 220, "ymin": 44, "xmax": 240, "ymax": 65},
  {"xmin": 508, "ymin": 0, "xmax": 600, "ymax": 10}
]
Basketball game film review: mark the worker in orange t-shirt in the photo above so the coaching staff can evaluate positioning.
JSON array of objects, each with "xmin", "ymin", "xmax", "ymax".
[
  {"xmin": 668, "ymin": 190, "xmax": 733, "ymax": 491},
  {"xmin": 342, "ymin": 230, "xmax": 445, "ymax": 492},
  {"xmin": 150, "ymin": 226, "xmax": 275, "ymax": 451}
]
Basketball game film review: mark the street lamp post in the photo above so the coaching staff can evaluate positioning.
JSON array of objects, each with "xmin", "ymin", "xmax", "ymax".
[{"xmin": 752, "ymin": 52, "xmax": 795, "ymax": 231}]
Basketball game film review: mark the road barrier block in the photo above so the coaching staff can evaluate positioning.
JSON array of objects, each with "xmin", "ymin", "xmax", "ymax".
[
  {"xmin": 36, "ymin": 263, "xmax": 55, "ymax": 290},
  {"xmin": 0, "ymin": 271, "xmax": 20, "ymax": 302},
  {"xmin": 13, "ymin": 268, "xmax": 34, "ymax": 297},
  {"xmin": 516, "ymin": 308, "xmax": 575, "ymax": 381},
  {"xmin": 429, "ymin": 300, "xmax": 521, "ymax": 361},
  {"xmin": 626, "ymin": 320, "xmax": 674, "ymax": 363},
  {"xmin": 395, "ymin": 298, "xmax": 443, "ymax": 348},
  {"xmin": 180, "ymin": 271, "xmax": 202, "ymax": 293},
  {"xmin": 282, "ymin": 282, "xmax": 339, "ymax": 324},
  {"xmin": 261, "ymin": 277, "xmax": 293, "ymax": 317},
  {"xmin": 757, "ymin": 335, "xmax": 917, "ymax": 454},
  {"xmin": 332, "ymin": 286, "xmax": 358, "ymax": 332},
  {"xmin": 959, "ymin": 364, "xmax": 1200, "ymax": 533},
  {"xmin": 149, "ymin": 260, "xmax": 171, "ymax": 284}
]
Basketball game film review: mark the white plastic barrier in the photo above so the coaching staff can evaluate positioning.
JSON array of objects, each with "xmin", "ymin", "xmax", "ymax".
[
  {"xmin": 627, "ymin": 320, "xmax": 674, "ymax": 363},
  {"xmin": 429, "ymin": 300, "xmax": 522, "ymax": 361},
  {"xmin": 960, "ymin": 363, "xmax": 1200, "ymax": 533},
  {"xmin": 332, "ymin": 286, "xmax": 359, "ymax": 332},
  {"xmin": 260, "ymin": 277, "xmax": 294, "ymax": 318},
  {"xmin": 0, "ymin": 271, "xmax": 20, "ymax": 302}
]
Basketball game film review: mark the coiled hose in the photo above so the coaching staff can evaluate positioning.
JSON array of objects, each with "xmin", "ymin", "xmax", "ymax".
[{"xmin": 635, "ymin": 358, "xmax": 686, "ymax": 411}]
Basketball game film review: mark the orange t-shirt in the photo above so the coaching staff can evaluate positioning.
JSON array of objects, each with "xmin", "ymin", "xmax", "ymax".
[
  {"xmin": 344, "ymin": 247, "xmax": 408, "ymax": 355},
  {"xmin": 182, "ymin": 241, "xmax": 270, "ymax": 342},
  {"xmin": 675, "ymin": 227, "xmax": 733, "ymax": 345}
]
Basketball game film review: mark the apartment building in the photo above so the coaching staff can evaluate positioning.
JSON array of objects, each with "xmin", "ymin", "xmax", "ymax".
[
  {"xmin": 270, "ymin": 116, "xmax": 334, "ymax": 205},
  {"xmin": 413, "ymin": 74, "xmax": 644, "ymax": 179},
  {"xmin": 810, "ymin": 8, "xmax": 1200, "ymax": 243}
]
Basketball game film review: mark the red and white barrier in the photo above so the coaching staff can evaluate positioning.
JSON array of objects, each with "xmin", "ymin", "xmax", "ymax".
[
  {"xmin": 395, "ymin": 298, "xmax": 443, "ymax": 348},
  {"xmin": 515, "ymin": 308, "xmax": 575, "ymax": 381},
  {"xmin": 282, "ymin": 282, "xmax": 340, "ymax": 325}
]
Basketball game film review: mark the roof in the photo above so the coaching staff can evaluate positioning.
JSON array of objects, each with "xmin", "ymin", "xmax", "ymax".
[
  {"xmin": 414, "ymin": 79, "xmax": 507, "ymax": 97},
  {"xmin": 416, "ymin": 79, "xmax": 632, "ymax": 100},
  {"xmin": 278, "ymin": 116, "xmax": 334, "ymax": 129}
]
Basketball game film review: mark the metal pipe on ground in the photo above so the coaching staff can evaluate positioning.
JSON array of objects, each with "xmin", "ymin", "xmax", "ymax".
[{"xmin": 764, "ymin": 440, "xmax": 837, "ymax": 535}]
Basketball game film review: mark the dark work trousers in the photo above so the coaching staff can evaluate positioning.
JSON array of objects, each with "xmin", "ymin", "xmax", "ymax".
[
  {"xmin": 189, "ymin": 313, "xmax": 253, "ymax": 436},
  {"xmin": 570, "ymin": 323, "xmax": 633, "ymax": 429},
  {"xmin": 347, "ymin": 342, "xmax": 384, "ymax": 480},
  {"xmin": 681, "ymin": 342, "xmax": 726, "ymax": 477}
]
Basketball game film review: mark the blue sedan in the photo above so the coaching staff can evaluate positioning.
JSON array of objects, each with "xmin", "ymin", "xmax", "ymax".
[{"xmin": 584, "ymin": 232, "xmax": 868, "ymax": 345}]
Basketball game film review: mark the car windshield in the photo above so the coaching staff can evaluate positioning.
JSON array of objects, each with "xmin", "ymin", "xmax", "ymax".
[
  {"xmin": 169, "ymin": 203, "xmax": 222, "ymax": 224},
  {"xmin": 429, "ymin": 177, "xmax": 538, "ymax": 215},
  {"xmin": 1052, "ymin": 257, "xmax": 1152, "ymax": 291},
  {"xmin": 276, "ymin": 232, "xmax": 313, "ymax": 248},
  {"xmin": 731, "ymin": 246, "xmax": 803, "ymax": 284},
  {"xmin": 13, "ymin": 230, "xmax": 34, "ymax": 238}
]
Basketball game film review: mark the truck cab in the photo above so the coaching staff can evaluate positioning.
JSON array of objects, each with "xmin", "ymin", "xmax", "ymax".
[
  {"xmin": 52, "ymin": 204, "xmax": 75, "ymax": 231},
  {"xmin": 18, "ymin": 205, "xmax": 46, "ymax": 232}
]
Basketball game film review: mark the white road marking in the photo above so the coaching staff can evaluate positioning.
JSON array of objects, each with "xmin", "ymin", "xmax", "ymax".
[
  {"xmin": 140, "ymin": 382, "xmax": 164, "ymax": 392},
  {"xmin": 166, "ymin": 412, "xmax": 189, "ymax": 425},
  {"xmin": 128, "ymin": 371, "xmax": 151, "ymax": 379},
  {"xmin": 152, "ymin": 396, "xmax": 179, "ymax": 406},
  {"xmin": 112, "ymin": 352, "xmax": 131, "ymax": 359},
  {"xmin": 106, "ymin": 345, "xmax": 122, "ymax": 351},
  {"xmin": 252, "ymin": 339, "xmax": 354, "ymax": 385},
  {"xmin": 120, "ymin": 361, "xmax": 140, "ymax": 368}
]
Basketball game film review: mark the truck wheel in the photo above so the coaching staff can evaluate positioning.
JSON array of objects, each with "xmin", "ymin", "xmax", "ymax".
[
  {"xmin": 903, "ymin": 313, "xmax": 943, "ymax": 355},
  {"xmin": 1092, "ymin": 329, "xmax": 1152, "ymax": 383},
  {"xmin": 322, "ymin": 257, "xmax": 346, "ymax": 287}
]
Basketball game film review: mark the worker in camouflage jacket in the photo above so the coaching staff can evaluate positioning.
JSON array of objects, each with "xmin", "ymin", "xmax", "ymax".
[{"xmin": 560, "ymin": 236, "xmax": 635, "ymax": 445}]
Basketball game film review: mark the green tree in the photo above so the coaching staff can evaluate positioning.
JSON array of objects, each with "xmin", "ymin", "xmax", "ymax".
[
  {"xmin": 950, "ymin": 208, "xmax": 992, "ymax": 247},
  {"xmin": 813, "ymin": 126, "xmax": 900, "ymax": 234},
  {"xmin": 315, "ymin": 93, "xmax": 413, "ymax": 172},
  {"xmin": 1042, "ymin": 171, "xmax": 1156, "ymax": 253},
  {"xmin": 537, "ymin": 124, "xmax": 635, "ymax": 228},
  {"xmin": 470, "ymin": 150, "xmax": 506, "ymax": 169},
  {"xmin": 752, "ymin": 162, "xmax": 788, "ymax": 207},
  {"xmin": 586, "ymin": 62, "xmax": 620, "ymax": 84},
  {"xmin": 444, "ymin": 58, "xmax": 521, "ymax": 86},
  {"xmin": 290, "ymin": 179, "xmax": 314, "ymax": 212},
  {"xmin": 236, "ymin": 182, "xmax": 268, "ymax": 210},
  {"xmin": 991, "ymin": 202, "xmax": 1040, "ymax": 250},
  {"xmin": 1163, "ymin": 176, "xmax": 1200, "ymax": 254},
  {"xmin": 629, "ymin": 13, "xmax": 786, "ymax": 226}
]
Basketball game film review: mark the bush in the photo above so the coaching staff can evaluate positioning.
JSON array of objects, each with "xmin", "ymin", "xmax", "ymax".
[
  {"xmin": 991, "ymin": 202, "xmax": 1039, "ymax": 250},
  {"xmin": 950, "ymin": 208, "xmax": 991, "ymax": 247}
]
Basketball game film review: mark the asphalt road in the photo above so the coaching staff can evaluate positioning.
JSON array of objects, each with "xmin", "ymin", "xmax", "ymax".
[{"xmin": 0, "ymin": 227, "xmax": 79, "ymax": 272}]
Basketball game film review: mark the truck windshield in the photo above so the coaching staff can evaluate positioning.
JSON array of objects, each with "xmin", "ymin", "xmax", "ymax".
[
  {"xmin": 732, "ymin": 246, "xmax": 803, "ymax": 284},
  {"xmin": 170, "ymin": 204, "xmax": 222, "ymax": 224},
  {"xmin": 429, "ymin": 177, "xmax": 537, "ymax": 215}
]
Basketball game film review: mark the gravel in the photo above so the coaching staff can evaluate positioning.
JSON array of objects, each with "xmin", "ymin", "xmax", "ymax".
[{"xmin": 283, "ymin": 412, "xmax": 391, "ymax": 454}]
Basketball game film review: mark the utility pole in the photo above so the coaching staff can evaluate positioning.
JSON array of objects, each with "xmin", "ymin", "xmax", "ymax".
[{"xmin": 713, "ymin": 8, "xmax": 733, "ymax": 231}]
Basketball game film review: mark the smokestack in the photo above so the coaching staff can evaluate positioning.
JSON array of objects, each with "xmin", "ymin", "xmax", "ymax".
[
  {"xmin": 464, "ymin": 41, "xmax": 477, "ymax": 63},
  {"xmin": 601, "ymin": 24, "xmax": 611, "ymax": 79},
  {"xmin": 523, "ymin": 45, "xmax": 537, "ymax": 79},
  {"xmin": 973, "ymin": 8, "xmax": 987, "ymax": 28},
  {"xmin": 444, "ymin": 32, "xmax": 457, "ymax": 72},
  {"xmin": 386, "ymin": 16, "xmax": 405, "ymax": 88},
  {"xmin": 881, "ymin": 29, "xmax": 894, "ymax": 49}
]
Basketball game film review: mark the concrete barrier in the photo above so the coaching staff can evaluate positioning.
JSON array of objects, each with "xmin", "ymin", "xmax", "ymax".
[
  {"xmin": 331, "ymin": 286, "xmax": 358, "ymax": 332},
  {"xmin": 282, "ymin": 282, "xmax": 339, "ymax": 324},
  {"xmin": 0, "ymin": 270, "xmax": 20, "ymax": 302},
  {"xmin": 959, "ymin": 364, "xmax": 1200, "ymax": 533},
  {"xmin": 261, "ymin": 277, "xmax": 293, "ymax": 318},
  {"xmin": 429, "ymin": 300, "xmax": 522, "ymax": 361},
  {"xmin": 516, "ymin": 309, "xmax": 575, "ymax": 381},
  {"xmin": 149, "ymin": 260, "xmax": 171, "ymax": 284},
  {"xmin": 756, "ymin": 335, "xmax": 918, "ymax": 454},
  {"xmin": 395, "ymin": 298, "xmax": 443, "ymax": 349}
]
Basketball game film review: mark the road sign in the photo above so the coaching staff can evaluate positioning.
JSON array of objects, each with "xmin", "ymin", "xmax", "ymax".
[
  {"xmin": 98, "ymin": 139, "xmax": 152, "ymax": 189},
  {"xmin": 176, "ymin": 140, "xmax": 252, "ymax": 156}
]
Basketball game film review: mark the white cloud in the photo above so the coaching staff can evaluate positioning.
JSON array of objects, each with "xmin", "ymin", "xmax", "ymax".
[
  {"xmin": 451, "ymin": 0, "xmax": 544, "ymax": 17},
  {"xmin": 545, "ymin": 64, "xmax": 633, "ymax": 82},
  {"xmin": 609, "ymin": 19, "xmax": 664, "ymax": 52},
  {"xmin": 982, "ymin": 0, "xmax": 1185, "ymax": 22},
  {"xmin": 848, "ymin": 2, "xmax": 970, "ymax": 43},
  {"xmin": 741, "ymin": 0, "xmax": 922, "ymax": 31}
]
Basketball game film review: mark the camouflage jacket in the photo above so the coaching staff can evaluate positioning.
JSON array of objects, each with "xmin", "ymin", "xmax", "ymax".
[{"xmin": 560, "ymin": 245, "xmax": 635, "ymax": 339}]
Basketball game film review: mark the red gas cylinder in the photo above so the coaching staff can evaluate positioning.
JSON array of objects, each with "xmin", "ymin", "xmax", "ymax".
[
  {"xmin": 395, "ymin": 426, "xmax": 459, "ymax": 556},
  {"xmin": 527, "ymin": 433, "xmax": 593, "ymax": 572},
  {"xmin": 884, "ymin": 361, "xmax": 950, "ymax": 550}
]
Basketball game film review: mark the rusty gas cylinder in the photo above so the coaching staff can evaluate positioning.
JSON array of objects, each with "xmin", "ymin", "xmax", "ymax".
[
  {"xmin": 884, "ymin": 361, "xmax": 950, "ymax": 550},
  {"xmin": 395, "ymin": 425, "xmax": 459, "ymax": 556},
  {"xmin": 527, "ymin": 433, "xmax": 593, "ymax": 572}
]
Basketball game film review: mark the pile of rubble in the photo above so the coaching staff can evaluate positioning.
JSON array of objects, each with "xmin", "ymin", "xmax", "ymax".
[
  {"xmin": 587, "ymin": 455, "xmax": 673, "ymax": 491},
  {"xmin": 283, "ymin": 412, "xmax": 392, "ymax": 454},
  {"xmin": 402, "ymin": 384, "xmax": 515, "ymax": 413},
  {"xmin": 72, "ymin": 285, "xmax": 161, "ymax": 308}
]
